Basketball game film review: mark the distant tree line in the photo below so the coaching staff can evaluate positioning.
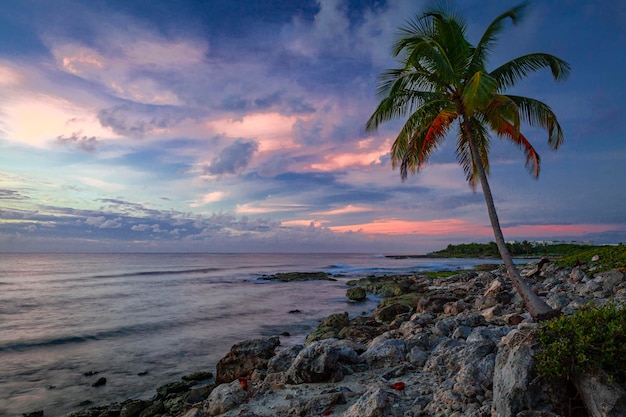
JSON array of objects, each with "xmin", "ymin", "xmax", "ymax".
[{"xmin": 428, "ymin": 242, "xmax": 597, "ymax": 258}]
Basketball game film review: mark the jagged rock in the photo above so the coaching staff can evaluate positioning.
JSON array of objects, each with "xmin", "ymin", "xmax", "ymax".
[
  {"xmin": 288, "ymin": 391, "xmax": 347, "ymax": 416},
  {"xmin": 120, "ymin": 400, "xmax": 151, "ymax": 417},
  {"xmin": 285, "ymin": 339, "xmax": 361, "ymax": 384},
  {"xmin": 491, "ymin": 327, "xmax": 563, "ymax": 417},
  {"xmin": 306, "ymin": 312, "xmax": 350, "ymax": 344},
  {"xmin": 155, "ymin": 381, "xmax": 192, "ymax": 400},
  {"xmin": 138, "ymin": 401, "xmax": 164, "ymax": 417},
  {"xmin": 407, "ymin": 347, "xmax": 429, "ymax": 367},
  {"xmin": 341, "ymin": 387, "xmax": 402, "ymax": 417},
  {"xmin": 361, "ymin": 338, "xmax": 407, "ymax": 368},
  {"xmin": 203, "ymin": 380, "xmax": 248, "ymax": 416},
  {"xmin": 267, "ymin": 344, "xmax": 303, "ymax": 373},
  {"xmin": 573, "ymin": 371, "xmax": 626, "ymax": 417},
  {"xmin": 182, "ymin": 370, "xmax": 214, "ymax": 382},
  {"xmin": 186, "ymin": 384, "xmax": 215, "ymax": 405},
  {"xmin": 374, "ymin": 303, "xmax": 411, "ymax": 323},
  {"xmin": 215, "ymin": 336, "xmax": 280, "ymax": 383},
  {"xmin": 347, "ymin": 287, "xmax": 367, "ymax": 301},
  {"xmin": 179, "ymin": 408, "xmax": 203, "ymax": 417}
]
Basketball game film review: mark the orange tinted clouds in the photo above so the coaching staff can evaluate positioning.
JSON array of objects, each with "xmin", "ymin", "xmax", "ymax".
[{"xmin": 330, "ymin": 218, "xmax": 486, "ymax": 235}]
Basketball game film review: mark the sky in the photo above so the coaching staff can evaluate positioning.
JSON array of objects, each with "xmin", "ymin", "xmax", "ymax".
[{"xmin": 0, "ymin": 0, "xmax": 624, "ymax": 254}]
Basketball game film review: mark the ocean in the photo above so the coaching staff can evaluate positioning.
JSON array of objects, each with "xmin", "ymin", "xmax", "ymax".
[{"xmin": 0, "ymin": 253, "xmax": 508, "ymax": 417}]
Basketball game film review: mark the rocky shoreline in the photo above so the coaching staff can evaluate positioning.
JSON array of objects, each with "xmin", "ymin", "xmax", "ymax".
[{"xmin": 32, "ymin": 258, "xmax": 625, "ymax": 417}]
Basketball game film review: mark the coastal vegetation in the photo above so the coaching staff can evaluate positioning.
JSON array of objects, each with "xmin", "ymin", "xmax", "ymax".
[
  {"xmin": 365, "ymin": 1, "xmax": 570, "ymax": 320},
  {"xmin": 537, "ymin": 302, "xmax": 626, "ymax": 387},
  {"xmin": 556, "ymin": 244, "xmax": 626, "ymax": 273},
  {"xmin": 426, "ymin": 241, "xmax": 597, "ymax": 258}
]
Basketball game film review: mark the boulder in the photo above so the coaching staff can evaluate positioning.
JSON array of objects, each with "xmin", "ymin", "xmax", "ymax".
[
  {"xmin": 573, "ymin": 371, "xmax": 626, "ymax": 417},
  {"xmin": 215, "ymin": 336, "xmax": 280, "ymax": 383},
  {"xmin": 202, "ymin": 380, "xmax": 248, "ymax": 416},
  {"xmin": 341, "ymin": 387, "xmax": 402, "ymax": 417},
  {"xmin": 374, "ymin": 303, "xmax": 411, "ymax": 323},
  {"xmin": 346, "ymin": 287, "xmax": 367, "ymax": 301},
  {"xmin": 267, "ymin": 344, "xmax": 303, "ymax": 373},
  {"xmin": 285, "ymin": 339, "xmax": 361, "ymax": 384},
  {"xmin": 120, "ymin": 400, "xmax": 151, "ymax": 417},
  {"xmin": 361, "ymin": 338, "xmax": 407, "ymax": 368},
  {"xmin": 288, "ymin": 391, "xmax": 347, "ymax": 416},
  {"xmin": 491, "ymin": 327, "xmax": 564, "ymax": 417},
  {"xmin": 306, "ymin": 312, "xmax": 350, "ymax": 344}
]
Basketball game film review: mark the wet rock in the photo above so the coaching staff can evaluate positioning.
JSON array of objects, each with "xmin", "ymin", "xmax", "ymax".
[
  {"xmin": 182, "ymin": 370, "xmax": 214, "ymax": 382},
  {"xmin": 374, "ymin": 303, "xmax": 411, "ymax": 323},
  {"xmin": 91, "ymin": 377, "xmax": 107, "ymax": 387},
  {"xmin": 120, "ymin": 399, "xmax": 151, "ymax": 417},
  {"xmin": 260, "ymin": 271, "xmax": 335, "ymax": 281},
  {"xmin": 306, "ymin": 312, "xmax": 350, "ymax": 344},
  {"xmin": 346, "ymin": 287, "xmax": 367, "ymax": 301}
]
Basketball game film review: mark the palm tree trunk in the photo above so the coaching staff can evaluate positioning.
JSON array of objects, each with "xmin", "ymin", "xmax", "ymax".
[{"xmin": 463, "ymin": 119, "xmax": 557, "ymax": 321}]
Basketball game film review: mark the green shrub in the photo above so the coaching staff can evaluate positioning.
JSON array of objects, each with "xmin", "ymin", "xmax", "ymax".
[
  {"xmin": 536, "ymin": 303, "xmax": 626, "ymax": 386},
  {"xmin": 555, "ymin": 244, "xmax": 626, "ymax": 273}
]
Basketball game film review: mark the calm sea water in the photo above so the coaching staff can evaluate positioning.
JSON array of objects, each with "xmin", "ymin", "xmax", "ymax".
[{"xmin": 0, "ymin": 253, "xmax": 507, "ymax": 417}]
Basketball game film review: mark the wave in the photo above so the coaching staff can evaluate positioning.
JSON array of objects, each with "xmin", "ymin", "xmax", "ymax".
[
  {"xmin": 0, "ymin": 311, "xmax": 238, "ymax": 353},
  {"xmin": 90, "ymin": 267, "xmax": 224, "ymax": 279}
]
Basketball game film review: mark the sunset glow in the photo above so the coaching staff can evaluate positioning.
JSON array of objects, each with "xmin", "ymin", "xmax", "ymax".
[{"xmin": 0, "ymin": 1, "xmax": 623, "ymax": 253}]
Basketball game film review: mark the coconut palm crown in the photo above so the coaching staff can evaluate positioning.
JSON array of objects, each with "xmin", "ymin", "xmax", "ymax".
[{"xmin": 366, "ymin": 2, "xmax": 570, "ymax": 320}]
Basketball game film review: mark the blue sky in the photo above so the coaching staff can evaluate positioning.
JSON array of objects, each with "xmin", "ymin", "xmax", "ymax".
[{"xmin": 0, "ymin": 0, "xmax": 624, "ymax": 253}]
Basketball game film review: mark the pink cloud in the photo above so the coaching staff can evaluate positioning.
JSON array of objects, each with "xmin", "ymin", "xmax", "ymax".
[
  {"xmin": 206, "ymin": 112, "xmax": 307, "ymax": 151},
  {"xmin": 329, "ymin": 218, "xmax": 486, "ymax": 236}
]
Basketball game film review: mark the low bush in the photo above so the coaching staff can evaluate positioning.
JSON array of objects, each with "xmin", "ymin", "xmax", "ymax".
[{"xmin": 536, "ymin": 303, "xmax": 626, "ymax": 387}]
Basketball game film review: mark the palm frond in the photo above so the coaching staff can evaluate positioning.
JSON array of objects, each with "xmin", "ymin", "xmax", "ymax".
[
  {"xmin": 506, "ymin": 95, "xmax": 565, "ymax": 149},
  {"xmin": 468, "ymin": 2, "xmax": 528, "ymax": 74},
  {"xmin": 483, "ymin": 95, "xmax": 521, "ymax": 139},
  {"xmin": 492, "ymin": 118, "xmax": 541, "ymax": 177},
  {"xmin": 391, "ymin": 103, "xmax": 456, "ymax": 180},
  {"xmin": 365, "ymin": 89, "xmax": 440, "ymax": 132},
  {"xmin": 462, "ymin": 71, "xmax": 498, "ymax": 114},
  {"xmin": 490, "ymin": 53, "xmax": 571, "ymax": 91}
]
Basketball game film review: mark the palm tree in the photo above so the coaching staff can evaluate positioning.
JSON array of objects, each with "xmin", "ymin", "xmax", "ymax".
[{"xmin": 366, "ymin": 2, "xmax": 570, "ymax": 320}]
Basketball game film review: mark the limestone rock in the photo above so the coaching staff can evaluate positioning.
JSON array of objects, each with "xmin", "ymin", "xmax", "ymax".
[
  {"xmin": 215, "ymin": 336, "xmax": 280, "ymax": 383},
  {"xmin": 341, "ymin": 387, "xmax": 402, "ymax": 417},
  {"xmin": 573, "ymin": 371, "xmax": 626, "ymax": 417},
  {"xmin": 361, "ymin": 338, "xmax": 407, "ymax": 368},
  {"xmin": 202, "ymin": 380, "xmax": 247, "ymax": 416},
  {"xmin": 267, "ymin": 344, "xmax": 303, "ymax": 373},
  {"xmin": 285, "ymin": 339, "xmax": 360, "ymax": 384}
]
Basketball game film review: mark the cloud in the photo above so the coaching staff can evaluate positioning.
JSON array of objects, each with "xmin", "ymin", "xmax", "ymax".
[
  {"xmin": 205, "ymin": 139, "xmax": 259, "ymax": 175},
  {"xmin": 0, "ymin": 189, "xmax": 30, "ymax": 200},
  {"xmin": 56, "ymin": 131, "xmax": 98, "ymax": 152},
  {"xmin": 97, "ymin": 104, "xmax": 189, "ymax": 138},
  {"xmin": 50, "ymin": 37, "xmax": 208, "ymax": 105},
  {"xmin": 190, "ymin": 191, "xmax": 229, "ymax": 207}
]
